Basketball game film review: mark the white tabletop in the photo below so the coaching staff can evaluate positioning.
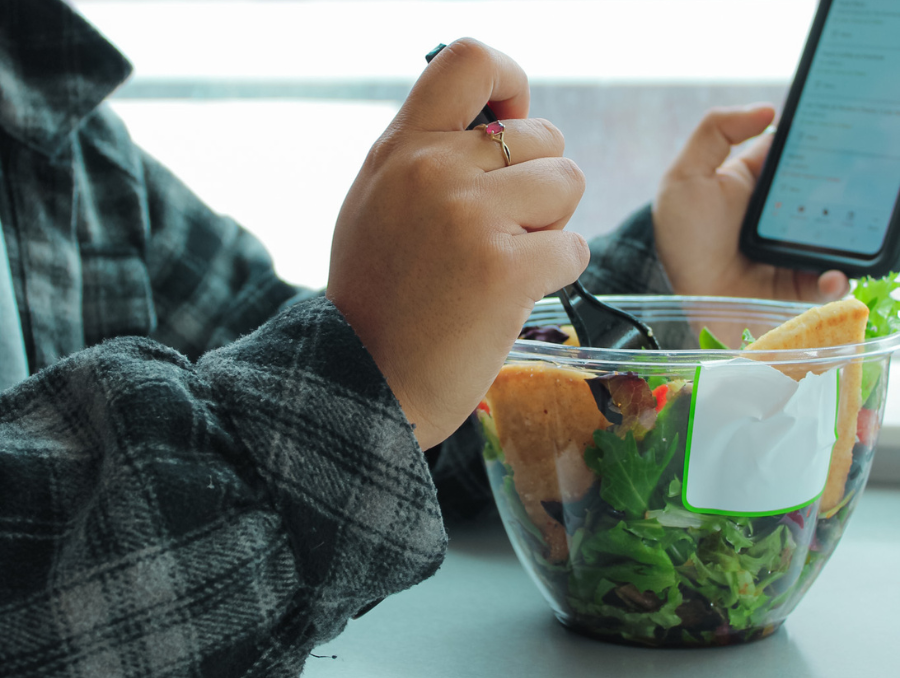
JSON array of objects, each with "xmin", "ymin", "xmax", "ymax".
[{"xmin": 306, "ymin": 485, "xmax": 899, "ymax": 678}]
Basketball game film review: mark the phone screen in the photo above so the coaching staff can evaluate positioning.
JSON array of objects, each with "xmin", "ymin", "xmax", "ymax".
[{"xmin": 755, "ymin": 0, "xmax": 900, "ymax": 258}]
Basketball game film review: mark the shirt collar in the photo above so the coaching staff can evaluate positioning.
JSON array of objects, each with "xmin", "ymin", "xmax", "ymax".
[{"xmin": 0, "ymin": 0, "xmax": 133, "ymax": 157}]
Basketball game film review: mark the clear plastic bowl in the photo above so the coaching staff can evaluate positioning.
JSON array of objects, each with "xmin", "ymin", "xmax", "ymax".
[{"xmin": 477, "ymin": 295, "xmax": 900, "ymax": 647}]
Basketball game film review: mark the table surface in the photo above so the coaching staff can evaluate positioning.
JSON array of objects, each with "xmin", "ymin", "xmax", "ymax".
[{"xmin": 305, "ymin": 486, "xmax": 899, "ymax": 678}]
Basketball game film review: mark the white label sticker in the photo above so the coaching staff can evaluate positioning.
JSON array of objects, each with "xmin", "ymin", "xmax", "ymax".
[{"xmin": 684, "ymin": 359, "xmax": 839, "ymax": 516}]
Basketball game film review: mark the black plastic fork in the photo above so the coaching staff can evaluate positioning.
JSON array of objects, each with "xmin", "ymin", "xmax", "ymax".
[{"xmin": 556, "ymin": 281, "xmax": 660, "ymax": 350}]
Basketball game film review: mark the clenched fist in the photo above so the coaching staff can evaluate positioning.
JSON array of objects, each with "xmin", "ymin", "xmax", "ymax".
[{"xmin": 327, "ymin": 39, "xmax": 589, "ymax": 450}]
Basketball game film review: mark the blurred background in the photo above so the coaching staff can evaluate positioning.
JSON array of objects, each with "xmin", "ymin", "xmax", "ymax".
[
  {"xmin": 73, "ymin": 0, "xmax": 817, "ymax": 290},
  {"xmin": 70, "ymin": 0, "xmax": 899, "ymax": 480}
]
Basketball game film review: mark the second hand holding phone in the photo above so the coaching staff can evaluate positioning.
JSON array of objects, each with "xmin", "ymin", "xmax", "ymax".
[{"xmin": 740, "ymin": 0, "xmax": 900, "ymax": 277}]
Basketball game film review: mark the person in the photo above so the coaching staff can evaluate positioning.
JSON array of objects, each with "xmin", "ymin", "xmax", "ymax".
[{"xmin": 0, "ymin": 1, "xmax": 852, "ymax": 676}]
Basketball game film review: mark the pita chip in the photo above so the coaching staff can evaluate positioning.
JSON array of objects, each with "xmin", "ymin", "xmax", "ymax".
[{"xmin": 745, "ymin": 298, "xmax": 869, "ymax": 511}]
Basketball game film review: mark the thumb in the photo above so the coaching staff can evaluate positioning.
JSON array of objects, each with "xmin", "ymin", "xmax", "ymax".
[
  {"xmin": 669, "ymin": 104, "xmax": 776, "ymax": 180},
  {"xmin": 726, "ymin": 127, "xmax": 775, "ymax": 181}
]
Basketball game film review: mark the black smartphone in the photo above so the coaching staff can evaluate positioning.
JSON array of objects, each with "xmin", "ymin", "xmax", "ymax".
[{"xmin": 740, "ymin": 0, "xmax": 900, "ymax": 277}]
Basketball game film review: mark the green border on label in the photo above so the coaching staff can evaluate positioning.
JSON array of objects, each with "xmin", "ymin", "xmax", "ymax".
[
  {"xmin": 681, "ymin": 364, "xmax": 839, "ymax": 518},
  {"xmin": 835, "ymin": 370, "xmax": 841, "ymax": 441}
]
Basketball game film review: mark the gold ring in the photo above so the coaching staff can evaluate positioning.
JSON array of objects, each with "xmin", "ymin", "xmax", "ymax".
[{"xmin": 475, "ymin": 121, "xmax": 511, "ymax": 167}]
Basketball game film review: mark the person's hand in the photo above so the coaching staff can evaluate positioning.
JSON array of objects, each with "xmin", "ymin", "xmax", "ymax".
[
  {"xmin": 326, "ymin": 39, "xmax": 589, "ymax": 450},
  {"xmin": 653, "ymin": 105, "xmax": 850, "ymax": 301}
]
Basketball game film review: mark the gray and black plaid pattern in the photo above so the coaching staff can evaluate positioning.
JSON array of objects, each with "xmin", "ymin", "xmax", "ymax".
[
  {"xmin": 582, "ymin": 203, "xmax": 674, "ymax": 297},
  {"xmin": 0, "ymin": 1, "xmax": 672, "ymax": 675},
  {"xmin": 2, "ymin": 2, "xmax": 446, "ymax": 675},
  {"xmin": 1, "ymin": 300, "xmax": 445, "ymax": 677}
]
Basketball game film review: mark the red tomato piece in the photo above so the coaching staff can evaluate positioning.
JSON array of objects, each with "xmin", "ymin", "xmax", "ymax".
[{"xmin": 652, "ymin": 384, "xmax": 668, "ymax": 413}]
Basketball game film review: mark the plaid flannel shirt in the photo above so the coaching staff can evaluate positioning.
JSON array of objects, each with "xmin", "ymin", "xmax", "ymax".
[{"xmin": 0, "ymin": 1, "xmax": 672, "ymax": 676}]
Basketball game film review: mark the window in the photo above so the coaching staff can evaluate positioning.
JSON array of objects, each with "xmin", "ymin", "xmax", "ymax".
[
  {"xmin": 74, "ymin": 0, "xmax": 817, "ymax": 289},
  {"xmin": 73, "ymin": 0, "xmax": 899, "ymax": 480}
]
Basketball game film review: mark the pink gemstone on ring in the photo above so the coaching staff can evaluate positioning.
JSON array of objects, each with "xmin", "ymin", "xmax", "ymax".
[{"xmin": 484, "ymin": 121, "xmax": 505, "ymax": 135}]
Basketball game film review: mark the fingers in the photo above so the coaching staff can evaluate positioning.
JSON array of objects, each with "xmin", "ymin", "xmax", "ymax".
[
  {"xmin": 784, "ymin": 269, "xmax": 850, "ymax": 304},
  {"xmin": 480, "ymin": 156, "xmax": 585, "ymax": 231},
  {"xmin": 509, "ymin": 229, "xmax": 591, "ymax": 302},
  {"xmin": 669, "ymin": 104, "xmax": 776, "ymax": 180},
  {"xmin": 467, "ymin": 117, "xmax": 565, "ymax": 171},
  {"xmin": 818, "ymin": 270, "xmax": 851, "ymax": 301},
  {"xmin": 724, "ymin": 128, "xmax": 775, "ymax": 182},
  {"xmin": 789, "ymin": 270, "xmax": 827, "ymax": 303},
  {"xmin": 402, "ymin": 38, "xmax": 530, "ymax": 132}
]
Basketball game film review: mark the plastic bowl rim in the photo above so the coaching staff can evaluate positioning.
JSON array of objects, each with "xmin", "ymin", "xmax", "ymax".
[{"xmin": 515, "ymin": 294, "xmax": 900, "ymax": 369}]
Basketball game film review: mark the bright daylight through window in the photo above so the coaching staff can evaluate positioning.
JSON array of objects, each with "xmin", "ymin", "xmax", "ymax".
[
  {"xmin": 74, "ymin": 0, "xmax": 819, "ymax": 289},
  {"xmin": 72, "ymin": 0, "xmax": 899, "ymax": 475}
]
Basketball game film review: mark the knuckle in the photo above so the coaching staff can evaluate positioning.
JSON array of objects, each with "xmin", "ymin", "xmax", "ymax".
[
  {"xmin": 403, "ymin": 144, "xmax": 452, "ymax": 190},
  {"xmin": 700, "ymin": 106, "xmax": 732, "ymax": 129},
  {"xmin": 366, "ymin": 132, "xmax": 400, "ymax": 168},
  {"xmin": 442, "ymin": 188, "xmax": 478, "ymax": 226},
  {"xmin": 571, "ymin": 232, "xmax": 591, "ymax": 268},
  {"xmin": 703, "ymin": 106, "xmax": 727, "ymax": 120},
  {"xmin": 481, "ymin": 232, "xmax": 517, "ymax": 282},
  {"xmin": 555, "ymin": 157, "xmax": 586, "ymax": 192},
  {"xmin": 444, "ymin": 37, "xmax": 491, "ymax": 66},
  {"xmin": 529, "ymin": 118, "xmax": 565, "ymax": 155}
]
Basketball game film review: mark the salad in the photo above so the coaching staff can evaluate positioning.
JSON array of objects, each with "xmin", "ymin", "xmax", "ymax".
[{"xmin": 477, "ymin": 276, "xmax": 900, "ymax": 647}]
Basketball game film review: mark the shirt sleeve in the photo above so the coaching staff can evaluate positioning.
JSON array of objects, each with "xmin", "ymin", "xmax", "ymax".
[
  {"xmin": 139, "ymin": 148, "xmax": 318, "ymax": 361},
  {"xmin": 0, "ymin": 296, "xmax": 446, "ymax": 677},
  {"xmin": 580, "ymin": 203, "xmax": 675, "ymax": 297},
  {"xmin": 71, "ymin": 104, "xmax": 314, "ymax": 364}
]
